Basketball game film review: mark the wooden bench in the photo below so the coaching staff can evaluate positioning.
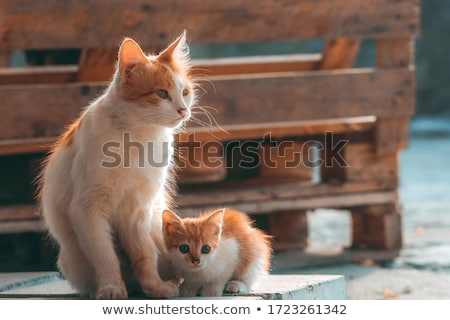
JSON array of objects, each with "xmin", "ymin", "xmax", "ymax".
[{"xmin": 0, "ymin": 0, "xmax": 419, "ymax": 266}]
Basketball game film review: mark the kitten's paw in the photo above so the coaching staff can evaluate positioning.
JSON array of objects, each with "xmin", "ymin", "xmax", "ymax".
[
  {"xmin": 96, "ymin": 285, "xmax": 128, "ymax": 300},
  {"xmin": 142, "ymin": 280, "xmax": 179, "ymax": 298},
  {"xmin": 224, "ymin": 280, "xmax": 249, "ymax": 294}
]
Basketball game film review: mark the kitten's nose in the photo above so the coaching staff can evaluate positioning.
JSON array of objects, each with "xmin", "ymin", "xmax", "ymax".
[
  {"xmin": 191, "ymin": 257, "xmax": 200, "ymax": 265},
  {"xmin": 178, "ymin": 108, "xmax": 187, "ymax": 118}
]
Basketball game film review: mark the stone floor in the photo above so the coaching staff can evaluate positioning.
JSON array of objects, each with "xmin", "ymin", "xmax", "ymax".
[{"xmin": 273, "ymin": 117, "xmax": 450, "ymax": 299}]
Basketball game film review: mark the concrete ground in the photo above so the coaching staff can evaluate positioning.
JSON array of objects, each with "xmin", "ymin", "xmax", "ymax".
[{"xmin": 274, "ymin": 116, "xmax": 450, "ymax": 299}]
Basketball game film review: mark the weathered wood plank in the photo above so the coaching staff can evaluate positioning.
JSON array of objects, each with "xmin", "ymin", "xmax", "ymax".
[
  {"xmin": 0, "ymin": 68, "xmax": 415, "ymax": 140},
  {"xmin": 192, "ymin": 54, "xmax": 320, "ymax": 76},
  {"xmin": 176, "ymin": 179, "xmax": 398, "ymax": 208},
  {"xmin": 0, "ymin": 117, "xmax": 375, "ymax": 156},
  {"xmin": 193, "ymin": 68, "xmax": 415, "ymax": 128},
  {"xmin": 180, "ymin": 117, "xmax": 376, "ymax": 142},
  {"xmin": 0, "ymin": 65, "xmax": 77, "ymax": 85},
  {"xmin": 0, "ymin": 205, "xmax": 39, "ymax": 222},
  {"xmin": 316, "ymin": 38, "xmax": 361, "ymax": 70},
  {"xmin": 0, "ymin": 219, "xmax": 44, "ymax": 234},
  {"xmin": 0, "ymin": 0, "xmax": 420, "ymax": 50},
  {"xmin": 177, "ymin": 190, "xmax": 398, "ymax": 217}
]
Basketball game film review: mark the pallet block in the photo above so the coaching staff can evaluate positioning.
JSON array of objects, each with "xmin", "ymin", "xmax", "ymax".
[{"xmin": 351, "ymin": 204, "xmax": 402, "ymax": 250}]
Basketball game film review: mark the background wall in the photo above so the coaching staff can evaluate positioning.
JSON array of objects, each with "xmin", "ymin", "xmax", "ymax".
[{"xmin": 415, "ymin": 0, "xmax": 450, "ymax": 116}]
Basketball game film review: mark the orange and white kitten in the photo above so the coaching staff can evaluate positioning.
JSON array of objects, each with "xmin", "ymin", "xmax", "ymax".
[
  {"xmin": 39, "ymin": 32, "xmax": 195, "ymax": 299},
  {"xmin": 159, "ymin": 208, "xmax": 272, "ymax": 297}
]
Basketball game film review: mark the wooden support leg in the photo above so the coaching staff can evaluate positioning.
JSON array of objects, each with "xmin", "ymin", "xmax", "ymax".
[
  {"xmin": 350, "ymin": 204, "xmax": 402, "ymax": 250},
  {"xmin": 269, "ymin": 210, "xmax": 309, "ymax": 251}
]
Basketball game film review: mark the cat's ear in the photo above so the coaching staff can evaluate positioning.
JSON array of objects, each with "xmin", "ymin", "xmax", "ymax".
[
  {"xmin": 206, "ymin": 208, "xmax": 225, "ymax": 235},
  {"xmin": 162, "ymin": 210, "xmax": 182, "ymax": 236},
  {"xmin": 118, "ymin": 38, "xmax": 148, "ymax": 75},
  {"xmin": 158, "ymin": 30, "xmax": 188, "ymax": 64}
]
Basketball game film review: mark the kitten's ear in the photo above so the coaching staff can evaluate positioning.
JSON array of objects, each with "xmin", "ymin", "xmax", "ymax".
[
  {"xmin": 118, "ymin": 38, "xmax": 148, "ymax": 75},
  {"xmin": 158, "ymin": 30, "xmax": 188, "ymax": 63},
  {"xmin": 206, "ymin": 208, "xmax": 225, "ymax": 228},
  {"xmin": 162, "ymin": 210, "xmax": 182, "ymax": 236}
]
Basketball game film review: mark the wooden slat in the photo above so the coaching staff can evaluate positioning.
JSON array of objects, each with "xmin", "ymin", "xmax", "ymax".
[
  {"xmin": 0, "ymin": 205, "xmax": 39, "ymax": 222},
  {"xmin": 316, "ymin": 38, "xmax": 361, "ymax": 70},
  {"xmin": 0, "ymin": 137, "xmax": 55, "ymax": 155},
  {"xmin": 177, "ymin": 190, "xmax": 398, "ymax": 217},
  {"xmin": 0, "ymin": 65, "xmax": 77, "ymax": 85},
  {"xmin": 180, "ymin": 117, "xmax": 376, "ymax": 142},
  {"xmin": 77, "ymin": 48, "xmax": 117, "ymax": 82},
  {"xmin": 0, "ymin": 219, "xmax": 44, "ymax": 234},
  {"xmin": 194, "ymin": 68, "xmax": 415, "ymax": 127},
  {"xmin": 192, "ymin": 54, "xmax": 320, "ymax": 76},
  {"xmin": 0, "ymin": 117, "xmax": 376, "ymax": 156},
  {"xmin": 0, "ymin": 68, "xmax": 415, "ymax": 140},
  {"xmin": 0, "ymin": 0, "xmax": 420, "ymax": 50},
  {"xmin": 175, "ymin": 180, "xmax": 397, "ymax": 209}
]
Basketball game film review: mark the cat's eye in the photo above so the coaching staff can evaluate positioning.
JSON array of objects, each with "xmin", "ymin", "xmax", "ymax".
[
  {"xmin": 201, "ymin": 245, "xmax": 211, "ymax": 254},
  {"xmin": 182, "ymin": 88, "xmax": 189, "ymax": 97},
  {"xmin": 155, "ymin": 89, "xmax": 169, "ymax": 99},
  {"xmin": 179, "ymin": 244, "xmax": 190, "ymax": 254}
]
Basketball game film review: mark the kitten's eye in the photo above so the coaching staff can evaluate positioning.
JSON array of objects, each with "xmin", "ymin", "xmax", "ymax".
[
  {"xmin": 155, "ymin": 89, "xmax": 169, "ymax": 99},
  {"xmin": 179, "ymin": 244, "xmax": 190, "ymax": 254},
  {"xmin": 201, "ymin": 245, "xmax": 211, "ymax": 254},
  {"xmin": 182, "ymin": 88, "xmax": 189, "ymax": 97}
]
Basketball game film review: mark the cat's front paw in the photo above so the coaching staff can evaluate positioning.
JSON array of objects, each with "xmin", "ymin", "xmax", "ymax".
[
  {"xmin": 96, "ymin": 285, "xmax": 128, "ymax": 299},
  {"xmin": 224, "ymin": 280, "xmax": 249, "ymax": 294},
  {"xmin": 141, "ymin": 280, "xmax": 179, "ymax": 298}
]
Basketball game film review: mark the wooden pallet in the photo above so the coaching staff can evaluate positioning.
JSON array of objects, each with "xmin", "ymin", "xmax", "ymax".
[{"xmin": 0, "ymin": 0, "xmax": 419, "ymax": 267}]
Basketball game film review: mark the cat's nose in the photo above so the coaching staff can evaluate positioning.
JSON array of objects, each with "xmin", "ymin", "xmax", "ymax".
[
  {"xmin": 191, "ymin": 257, "xmax": 200, "ymax": 265},
  {"xmin": 178, "ymin": 108, "xmax": 187, "ymax": 118}
]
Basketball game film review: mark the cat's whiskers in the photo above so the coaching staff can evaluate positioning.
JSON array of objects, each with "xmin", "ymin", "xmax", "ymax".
[{"xmin": 190, "ymin": 105, "xmax": 229, "ymax": 136}]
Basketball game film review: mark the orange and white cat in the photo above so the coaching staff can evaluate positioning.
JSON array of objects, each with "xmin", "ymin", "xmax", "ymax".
[
  {"xmin": 39, "ymin": 32, "xmax": 195, "ymax": 299},
  {"xmin": 159, "ymin": 208, "xmax": 272, "ymax": 297}
]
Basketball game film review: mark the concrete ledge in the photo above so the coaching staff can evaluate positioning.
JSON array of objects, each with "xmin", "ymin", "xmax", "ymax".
[{"xmin": 0, "ymin": 273, "xmax": 346, "ymax": 300}]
